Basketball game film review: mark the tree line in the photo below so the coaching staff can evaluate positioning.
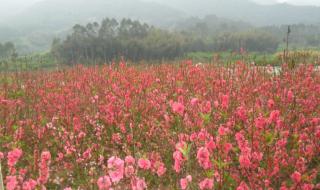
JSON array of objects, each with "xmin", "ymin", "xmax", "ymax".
[
  {"xmin": 52, "ymin": 18, "xmax": 281, "ymax": 64},
  {"xmin": 0, "ymin": 42, "xmax": 17, "ymax": 59}
]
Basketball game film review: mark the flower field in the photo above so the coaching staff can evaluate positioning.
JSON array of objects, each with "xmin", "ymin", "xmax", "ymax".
[{"xmin": 0, "ymin": 61, "xmax": 319, "ymax": 190}]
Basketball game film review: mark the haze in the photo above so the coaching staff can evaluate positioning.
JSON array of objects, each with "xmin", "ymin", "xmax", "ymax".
[
  {"xmin": 0, "ymin": 0, "xmax": 319, "ymax": 13},
  {"xmin": 1, "ymin": 0, "xmax": 320, "ymax": 54},
  {"xmin": 0, "ymin": 0, "xmax": 319, "ymax": 18}
]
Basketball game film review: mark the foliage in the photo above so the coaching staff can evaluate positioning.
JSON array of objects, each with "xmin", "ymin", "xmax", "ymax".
[
  {"xmin": 53, "ymin": 18, "xmax": 284, "ymax": 65},
  {"xmin": 53, "ymin": 18, "xmax": 188, "ymax": 64},
  {"xmin": 0, "ymin": 42, "xmax": 17, "ymax": 59},
  {"xmin": 0, "ymin": 53, "xmax": 57, "ymax": 72}
]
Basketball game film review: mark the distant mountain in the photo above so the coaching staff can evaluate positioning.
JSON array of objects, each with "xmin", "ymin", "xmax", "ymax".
[
  {"xmin": 144, "ymin": 0, "xmax": 320, "ymax": 26},
  {"xmin": 2, "ymin": 0, "xmax": 320, "ymax": 54},
  {"xmin": 175, "ymin": 15, "xmax": 253, "ymax": 35},
  {"xmin": 1, "ymin": 0, "xmax": 186, "ymax": 53},
  {"xmin": 7, "ymin": 0, "xmax": 320, "ymax": 33},
  {"xmin": 6, "ymin": 0, "xmax": 185, "ymax": 33},
  {"xmin": 0, "ymin": 0, "xmax": 41, "ymax": 20}
]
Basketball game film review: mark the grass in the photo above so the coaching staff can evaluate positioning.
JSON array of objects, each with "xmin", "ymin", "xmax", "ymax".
[{"xmin": 1, "ymin": 50, "xmax": 320, "ymax": 72}]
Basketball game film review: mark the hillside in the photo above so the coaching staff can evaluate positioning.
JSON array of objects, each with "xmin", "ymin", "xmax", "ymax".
[
  {"xmin": 1, "ymin": 0, "xmax": 320, "ymax": 54},
  {"xmin": 7, "ymin": 0, "xmax": 185, "ymax": 32},
  {"xmin": 148, "ymin": 0, "xmax": 320, "ymax": 25},
  {"xmin": 1, "ymin": 0, "xmax": 186, "ymax": 54},
  {"xmin": 6, "ymin": 0, "xmax": 320, "ymax": 32}
]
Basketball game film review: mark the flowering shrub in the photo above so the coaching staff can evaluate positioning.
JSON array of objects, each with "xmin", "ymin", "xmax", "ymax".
[{"xmin": 0, "ymin": 62, "xmax": 319, "ymax": 189}]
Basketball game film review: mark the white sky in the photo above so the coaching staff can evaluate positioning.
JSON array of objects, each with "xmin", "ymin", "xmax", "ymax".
[
  {"xmin": 277, "ymin": 0, "xmax": 320, "ymax": 6},
  {"xmin": 0, "ymin": 0, "xmax": 319, "ymax": 11},
  {"xmin": 252, "ymin": 0, "xmax": 320, "ymax": 5}
]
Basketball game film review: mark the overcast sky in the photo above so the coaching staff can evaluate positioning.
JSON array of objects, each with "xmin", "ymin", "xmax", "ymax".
[
  {"xmin": 1, "ymin": 0, "xmax": 320, "ymax": 6},
  {"xmin": 279, "ymin": 0, "xmax": 320, "ymax": 5},
  {"xmin": 0, "ymin": 0, "xmax": 319, "ymax": 13},
  {"xmin": 258, "ymin": 0, "xmax": 320, "ymax": 5}
]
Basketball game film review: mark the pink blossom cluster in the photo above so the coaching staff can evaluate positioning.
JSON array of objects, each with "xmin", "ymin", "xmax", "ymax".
[
  {"xmin": 96, "ymin": 155, "xmax": 165, "ymax": 190},
  {"xmin": 0, "ymin": 62, "xmax": 319, "ymax": 189}
]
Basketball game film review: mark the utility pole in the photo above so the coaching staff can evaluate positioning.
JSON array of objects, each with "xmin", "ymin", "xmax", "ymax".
[{"xmin": 285, "ymin": 25, "xmax": 291, "ymax": 62}]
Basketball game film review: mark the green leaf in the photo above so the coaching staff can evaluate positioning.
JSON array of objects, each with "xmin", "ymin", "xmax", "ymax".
[
  {"xmin": 264, "ymin": 132, "xmax": 274, "ymax": 145},
  {"xmin": 213, "ymin": 159, "xmax": 228, "ymax": 169},
  {"xmin": 201, "ymin": 113, "xmax": 211, "ymax": 125},
  {"xmin": 206, "ymin": 170, "xmax": 214, "ymax": 178},
  {"xmin": 12, "ymin": 125, "xmax": 19, "ymax": 131},
  {"xmin": 178, "ymin": 143, "xmax": 192, "ymax": 160}
]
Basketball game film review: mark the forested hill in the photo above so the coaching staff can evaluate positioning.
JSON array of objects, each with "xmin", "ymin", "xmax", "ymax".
[
  {"xmin": 145, "ymin": 0, "xmax": 320, "ymax": 26},
  {"xmin": 6, "ymin": 0, "xmax": 185, "ymax": 32},
  {"xmin": 1, "ymin": 0, "xmax": 320, "ymax": 54},
  {"xmin": 51, "ymin": 18, "xmax": 282, "ymax": 64},
  {"xmin": 5, "ymin": 0, "xmax": 320, "ymax": 30}
]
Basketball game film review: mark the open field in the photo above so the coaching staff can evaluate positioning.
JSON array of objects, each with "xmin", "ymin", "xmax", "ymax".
[
  {"xmin": 0, "ymin": 61, "xmax": 319, "ymax": 189},
  {"xmin": 2, "ymin": 50, "xmax": 320, "ymax": 73}
]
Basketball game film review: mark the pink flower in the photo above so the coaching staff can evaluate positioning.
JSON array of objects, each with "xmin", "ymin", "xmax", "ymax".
[
  {"xmin": 176, "ymin": 141, "xmax": 187, "ymax": 151},
  {"xmin": 172, "ymin": 102, "xmax": 185, "ymax": 116},
  {"xmin": 237, "ymin": 181, "xmax": 249, "ymax": 190},
  {"xmin": 180, "ymin": 175, "xmax": 192, "ymax": 190},
  {"xmin": 291, "ymin": 171, "xmax": 302, "ymax": 183},
  {"xmin": 252, "ymin": 152, "xmax": 263, "ymax": 162},
  {"xmin": 19, "ymin": 169, "xmax": 27, "ymax": 176},
  {"xmin": 191, "ymin": 98, "xmax": 199, "ymax": 106},
  {"xmin": 218, "ymin": 127, "xmax": 229, "ymax": 136},
  {"xmin": 213, "ymin": 101, "xmax": 219, "ymax": 108},
  {"xmin": 138, "ymin": 158, "xmax": 151, "ymax": 170},
  {"xmin": 186, "ymin": 175, "xmax": 192, "ymax": 182},
  {"xmin": 22, "ymin": 179, "xmax": 37, "ymax": 190},
  {"xmin": 131, "ymin": 177, "xmax": 147, "ymax": 190},
  {"xmin": 6, "ymin": 176, "xmax": 18, "ymax": 190},
  {"xmin": 136, "ymin": 178, "xmax": 147, "ymax": 190},
  {"xmin": 236, "ymin": 106, "xmax": 248, "ymax": 122},
  {"xmin": 82, "ymin": 148, "xmax": 92, "ymax": 160},
  {"xmin": 8, "ymin": 148, "xmax": 23, "ymax": 167},
  {"xmin": 156, "ymin": 163, "xmax": 166, "ymax": 177},
  {"xmin": 280, "ymin": 186, "xmax": 288, "ymax": 190},
  {"xmin": 202, "ymin": 101, "xmax": 212, "ymax": 113},
  {"xmin": 239, "ymin": 154, "xmax": 251, "ymax": 168},
  {"xmin": 199, "ymin": 178, "xmax": 214, "ymax": 190},
  {"xmin": 255, "ymin": 115, "xmax": 267, "ymax": 129},
  {"xmin": 205, "ymin": 139, "xmax": 216, "ymax": 152},
  {"xmin": 97, "ymin": 176, "xmax": 111, "ymax": 190},
  {"xmin": 73, "ymin": 116, "xmax": 82, "ymax": 132},
  {"xmin": 267, "ymin": 99, "xmax": 275, "ymax": 109},
  {"xmin": 224, "ymin": 143, "xmax": 233, "ymax": 154},
  {"xmin": 302, "ymin": 184, "xmax": 313, "ymax": 190},
  {"xmin": 38, "ymin": 151, "xmax": 51, "ymax": 185},
  {"xmin": 197, "ymin": 147, "xmax": 211, "ymax": 169},
  {"xmin": 269, "ymin": 110, "xmax": 280, "ymax": 123},
  {"xmin": 221, "ymin": 94, "xmax": 229, "ymax": 109},
  {"xmin": 125, "ymin": 156, "xmax": 135, "ymax": 165},
  {"xmin": 64, "ymin": 188, "xmax": 72, "ymax": 190},
  {"xmin": 41, "ymin": 151, "xmax": 51, "ymax": 161},
  {"xmin": 180, "ymin": 178, "xmax": 188, "ymax": 190},
  {"xmin": 287, "ymin": 90, "xmax": 294, "ymax": 102},
  {"xmin": 173, "ymin": 151, "xmax": 184, "ymax": 173},
  {"xmin": 107, "ymin": 156, "xmax": 124, "ymax": 183},
  {"xmin": 0, "ymin": 152, "xmax": 3, "ymax": 160},
  {"xmin": 125, "ymin": 165, "xmax": 135, "ymax": 177}
]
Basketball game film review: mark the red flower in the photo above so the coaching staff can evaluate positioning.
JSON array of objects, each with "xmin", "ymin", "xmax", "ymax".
[{"xmin": 172, "ymin": 102, "xmax": 185, "ymax": 116}]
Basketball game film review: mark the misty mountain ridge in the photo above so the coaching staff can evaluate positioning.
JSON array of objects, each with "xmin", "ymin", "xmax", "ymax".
[
  {"xmin": 1, "ymin": 0, "xmax": 320, "ymax": 54},
  {"xmin": 144, "ymin": 0, "xmax": 320, "ymax": 25},
  {"xmin": 4, "ymin": 0, "xmax": 320, "ymax": 30}
]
